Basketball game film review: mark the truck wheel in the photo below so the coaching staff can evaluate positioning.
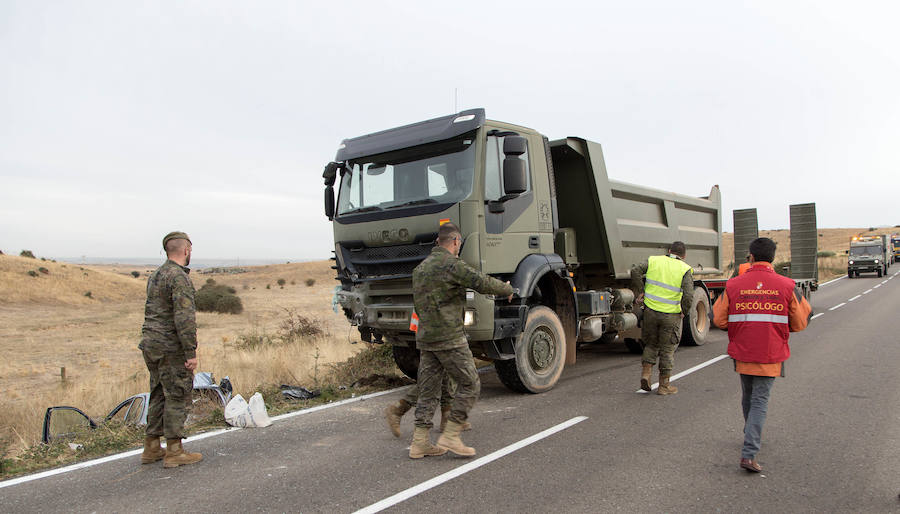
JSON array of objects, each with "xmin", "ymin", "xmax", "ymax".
[
  {"xmin": 495, "ymin": 306, "xmax": 566, "ymax": 394},
  {"xmin": 681, "ymin": 287, "xmax": 710, "ymax": 346},
  {"xmin": 391, "ymin": 345, "xmax": 419, "ymax": 380},
  {"xmin": 624, "ymin": 337, "xmax": 644, "ymax": 354},
  {"xmin": 877, "ymin": 268, "xmax": 883, "ymax": 278}
]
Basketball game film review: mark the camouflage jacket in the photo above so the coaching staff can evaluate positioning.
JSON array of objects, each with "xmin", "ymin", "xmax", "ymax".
[
  {"xmin": 412, "ymin": 246, "xmax": 514, "ymax": 351},
  {"xmin": 139, "ymin": 260, "xmax": 198, "ymax": 359}
]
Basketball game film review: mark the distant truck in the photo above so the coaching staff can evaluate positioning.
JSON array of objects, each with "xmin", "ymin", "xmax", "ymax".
[
  {"xmin": 322, "ymin": 108, "xmax": 725, "ymax": 393},
  {"xmin": 848, "ymin": 235, "xmax": 889, "ymax": 278},
  {"xmin": 892, "ymin": 234, "xmax": 900, "ymax": 264}
]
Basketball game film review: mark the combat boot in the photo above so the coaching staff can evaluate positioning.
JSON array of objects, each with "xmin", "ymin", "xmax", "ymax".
[
  {"xmin": 163, "ymin": 439, "xmax": 202, "ymax": 468},
  {"xmin": 409, "ymin": 426, "xmax": 448, "ymax": 459},
  {"xmin": 385, "ymin": 399, "xmax": 412, "ymax": 438},
  {"xmin": 436, "ymin": 420, "xmax": 476, "ymax": 457},
  {"xmin": 657, "ymin": 373, "xmax": 678, "ymax": 395},
  {"xmin": 140, "ymin": 435, "xmax": 165, "ymax": 464},
  {"xmin": 640, "ymin": 363, "xmax": 653, "ymax": 392},
  {"xmin": 439, "ymin": 405, "xmax": 471, "ymax": 433}
]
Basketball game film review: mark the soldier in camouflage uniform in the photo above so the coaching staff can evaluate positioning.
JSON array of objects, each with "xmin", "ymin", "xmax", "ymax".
[
  {"xmin": 138, "ymin": 231, "xmax": 203, "ymax": 468},
  {"xmin": 631, "ymin": 241, "xmax": 694, "ymax": 395},
  {"xmin": 409, "ymin": 222, "xmax": 514, "ymax": 458}
]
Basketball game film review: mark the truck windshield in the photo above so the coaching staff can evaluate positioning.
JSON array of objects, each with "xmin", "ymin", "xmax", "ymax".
[
  {"xmin": 337, "ymin": 133, "xmax": 476, "ymax": 216},
  {"xmin": 850, "ymin": 246, "xmax": 880, "ymax": 257}
]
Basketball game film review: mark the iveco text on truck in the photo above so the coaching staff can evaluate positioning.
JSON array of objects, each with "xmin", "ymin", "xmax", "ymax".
[{"xmin": 323, "ymin": 109, "xmax": 725, "ymax": 393}]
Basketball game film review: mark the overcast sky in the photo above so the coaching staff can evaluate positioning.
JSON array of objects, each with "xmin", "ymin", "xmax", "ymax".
[{"xmin": 2, "ymin": 1, "xmax": 898, "ymax": 260}]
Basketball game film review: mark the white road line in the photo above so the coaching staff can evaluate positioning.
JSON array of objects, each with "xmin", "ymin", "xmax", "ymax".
[
  {"xmin": 0, "ymin": 386, "xmax": 410, "ymax": 489},
  {"xmin": 864, "ymin": 289, "xmax": 873, "ymax": 294},
  {"xmin": 882, "ymin": 280, "xmax": 888, "ymax": 285},
  {"xmin": 829, "ymin": 303, "xmax": 846, "ymax": 311},
  {"xmin": 636, "ymin": 354, "xmax": 729, "ymax": 393},
  {"xmin": 811, "ymin": 313, "xmax": 824, "ymax": 320},
  {"xmin": 874, "ymin": 284, "xmax": 882, "ymax": 289},
  {"xmin": 848, "ymin": 295, "xmax": 861, "ymax": 302},
  {"xmin": 353, "ymin": 416, "xmax": 589, "ymax": 514},
  {"xmin": 819, "ymin": 275, "xmax": 846, "ymax": 287}
]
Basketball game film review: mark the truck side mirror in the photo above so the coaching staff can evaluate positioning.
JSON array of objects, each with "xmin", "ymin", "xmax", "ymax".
[
  {"xmin": 503, "ymin": 158, "xmax": 527, "ymax": 195},
  {"xmin": 502, "ymin": 136, "xmax": 527, "ymax": 195},
  {"xmin": 325, "ymin": 185, "xmax": 335, "ymax": 219},
  {"xmin": 323, "ymin": 162, "xmax": 339, "ymax": 186},
  {"xmin": 503, "ymin": 136, "xmax": 527, "ymax": 156}
]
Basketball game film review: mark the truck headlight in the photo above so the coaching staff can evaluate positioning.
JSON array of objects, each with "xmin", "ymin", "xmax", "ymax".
[
  {"xmin": 849, "ymin": 260, "xmax": 854, "ymax": 265},
  {"xmin": 875, "ymin": 259, "xmax": 880, "ymax": 264},
  {"xmin": 464, "ymin": 309, "xmax": 476, "ymax": 326}
]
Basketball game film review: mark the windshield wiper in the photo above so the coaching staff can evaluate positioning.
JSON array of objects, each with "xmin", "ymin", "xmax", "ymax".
[
  {"xmin": 386, "ymin": 199, "xmax": 438, "ymax": 209},
  {"xmin": 342, "ymin": 206, "xmax": 383, "ymax": 215}
]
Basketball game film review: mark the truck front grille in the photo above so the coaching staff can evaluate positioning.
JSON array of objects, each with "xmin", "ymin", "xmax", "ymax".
[{"xmin": 339, "ymin": 242, "xmax": 434, "ymax": 280}]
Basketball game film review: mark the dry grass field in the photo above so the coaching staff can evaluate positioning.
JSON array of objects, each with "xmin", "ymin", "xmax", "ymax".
[
  {"xmin": 1, "ymin": 225, "xmax": 895, "ymax": 451},
  {"xmin": 0, "ymin": 254, "xmax": 361, "ymax": 450}
]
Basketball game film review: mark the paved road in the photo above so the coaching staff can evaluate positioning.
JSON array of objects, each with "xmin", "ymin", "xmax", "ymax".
[{"xmin": 4, "ymin": 271, "xmax": 900, "ymax": 513}]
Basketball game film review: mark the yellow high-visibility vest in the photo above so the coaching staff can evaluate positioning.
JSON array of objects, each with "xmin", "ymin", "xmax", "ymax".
[{"xmin": 644, "ymin": 255, "xmax": 692, "ymax": 313}]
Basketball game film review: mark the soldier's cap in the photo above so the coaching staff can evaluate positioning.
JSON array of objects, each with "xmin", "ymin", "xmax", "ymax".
[{"xmin": 162, "ymin": 231, "xmax": 192, "ymax": 250}]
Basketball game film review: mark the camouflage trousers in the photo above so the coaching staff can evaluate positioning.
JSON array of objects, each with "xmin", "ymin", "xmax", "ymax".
[
  {"xmin": 641, "ymin": 308, "xmax": 682, "ymax": 373},
  {"xmin": 142, "ymin": 346, "xmax": 193, "ymax": 439},
  {"xmin": 403, "ymin": 371, "xmax": 454, "ymax": 408},
  {"xmin": 414, "ymin": 344, "xmax": 479, "ymax": 428}
]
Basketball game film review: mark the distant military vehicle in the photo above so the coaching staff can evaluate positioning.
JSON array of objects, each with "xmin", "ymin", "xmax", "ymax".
[{"xmin": 848, "ymin": 235, "xmax": 889, "ymax": 278}]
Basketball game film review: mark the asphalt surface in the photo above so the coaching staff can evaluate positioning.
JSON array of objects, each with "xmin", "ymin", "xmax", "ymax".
[{"xmin": 3, "ymin": 270, "xmax": 900, "ymax": 513}]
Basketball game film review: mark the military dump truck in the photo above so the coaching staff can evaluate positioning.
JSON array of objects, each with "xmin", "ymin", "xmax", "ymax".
[
  {"xmin": 848, "ymin": 235, "xmax": 889, "ymax": 277},
  {"xmin": 323, "ymin": 108, "xmax": 723, "ymax": 393}
]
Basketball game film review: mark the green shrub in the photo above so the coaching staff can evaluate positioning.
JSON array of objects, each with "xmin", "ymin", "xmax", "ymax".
[
  {"xmin": 868, "ymin": 227, "xmax": 876, "ymax": 231},
  {"xmin": 20, "ymin": 250, "xmax": 35, "ymax": 259},
  {"xmin": 266, "ymin": 284, "xmax": 271, "ymax": 289},
  {"xmin": 195, "ymin": 283, "xmax": 243, "ymax": 314},
  {"xmin": 206, "ymin": 278, "xmax": 216, "ymax": 285},
  {"xmin": 131, "ymin": 271, "xmax": 140, "ymax": 278},
  {"xmin": 38, "ymin": 267, "xmax": 49, "ymax": 274},
  {"xmin": 305, "ymin": 278, "xmax": 316, "ymax": 287},
  {"xmin": 26, "ymin": 270, "xmax": 38, "ymax": 277},
  {"xmin": 290, "ymin": 280, "xmax": 296, "ymax": 285},
  {"xmin": 277, "ymin": 278, "xmax": 286, "ymax": 286},
  {"xmin": 817, "ymin": 251, "xmax": 836, "ymax": 258},
  {"xmin": 215, "ymin": 295, "xmax": 243, "ymax": 314},
  {"xmin": 84, "ymin": 291, "xmax": 93, "ymax": 298}
]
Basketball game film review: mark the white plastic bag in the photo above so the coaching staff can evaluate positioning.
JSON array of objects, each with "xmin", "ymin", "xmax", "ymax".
[{"xmin": 224, "ymin": 392, "xmax": 272, "ymax": 428}]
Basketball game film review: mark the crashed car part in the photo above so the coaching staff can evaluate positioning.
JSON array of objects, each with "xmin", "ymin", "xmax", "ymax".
[
  {"xmin": 42, "ymin": 406, "xmax": 97, "ymax": 444},
  {"xmin": 105, "ymin": 393, "xmax": 150, "ymax": 426}
]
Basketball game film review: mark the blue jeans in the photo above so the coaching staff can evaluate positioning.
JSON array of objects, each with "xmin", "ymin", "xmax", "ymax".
[{"xmin": 740, "ymin": 374, "xmax": 775, "ymax": 459}]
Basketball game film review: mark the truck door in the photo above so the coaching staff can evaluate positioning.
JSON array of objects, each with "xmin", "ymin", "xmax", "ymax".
[{"xmin": 481, "ymin": 132, "xmax": 541, "ymax": 274}]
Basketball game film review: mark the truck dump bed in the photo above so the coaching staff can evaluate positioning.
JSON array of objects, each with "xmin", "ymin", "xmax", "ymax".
[{"xmin": 549, "ymin": 137, "xmax": 722, "ymax": 279}]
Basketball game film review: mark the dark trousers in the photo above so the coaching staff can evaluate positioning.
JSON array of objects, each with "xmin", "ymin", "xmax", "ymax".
[{"xmin": 740, "ymin": 374, "xmax": 775, "ymax": 459}]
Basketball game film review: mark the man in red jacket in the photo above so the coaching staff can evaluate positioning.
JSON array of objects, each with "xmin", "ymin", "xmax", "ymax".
[{"xmin": 713, "ymin": 237, "xmax": 811, "ymax": 473}]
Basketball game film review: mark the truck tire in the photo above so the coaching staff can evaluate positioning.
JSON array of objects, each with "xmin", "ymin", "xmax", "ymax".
[
  {"xmin": 681, "ymin": 287, "xmax": 710, "ymax": 346},
  {"xmin": 624, "ymin": 337, "xmax": 644, "ymax": 354},
  {"xmin": 392, "ymin": 345, "xmax": 419, "ymax": 380},
  {"xmin": 877, "ymin": 268, "xmax": 883, "ymax": 278},
  {"xmin": 494, "ymin": 306, "xmax": 566, "ymax": 394}
]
